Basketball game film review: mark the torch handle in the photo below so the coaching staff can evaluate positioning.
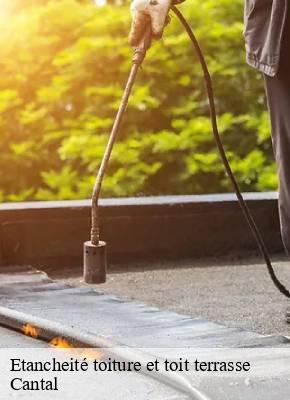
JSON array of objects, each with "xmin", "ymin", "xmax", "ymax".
[
  {"xmin": 132, "ymin": 25, "xmax": 152, "ymax": 64},
  {"xmin": 137, "ymin": 24, "xmax": 152, "ymax": 52}
]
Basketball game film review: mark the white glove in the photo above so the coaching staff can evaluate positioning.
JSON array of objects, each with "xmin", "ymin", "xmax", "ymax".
[{"xmin": 129, "ymin": 0, "xmax": 172, "ymax": 47}]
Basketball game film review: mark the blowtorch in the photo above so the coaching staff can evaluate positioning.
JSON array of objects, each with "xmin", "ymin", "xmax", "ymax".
[{"xmin": 83, "ymin": 5, "xmax": 290, "ymax": 304}]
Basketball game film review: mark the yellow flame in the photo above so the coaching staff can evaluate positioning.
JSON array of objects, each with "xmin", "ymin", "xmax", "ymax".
[
  {"xmin": 22, "ymin": 326, "xmax": 103, "ymax": 361},
  {"xmin": 49, "ymin": 339, "xmax": 102, "ymax": 360},
  {"xmin": 22, "ymin": 324, "xmax": 40, "ymax": 339},
  {"xmin": 49, "ymin": 337, "xmax": 74, "ymax": 348}
]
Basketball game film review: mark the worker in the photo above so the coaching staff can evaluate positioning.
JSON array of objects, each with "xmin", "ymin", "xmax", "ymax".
[{"xmin": 129, "ymin": 0, "xmax": 290, "ymax": 322}]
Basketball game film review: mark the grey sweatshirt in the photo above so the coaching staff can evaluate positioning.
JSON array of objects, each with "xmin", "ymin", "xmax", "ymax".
[{"xmin": 244, "ymin": 0, "xmax": 288, "ymax": 76}]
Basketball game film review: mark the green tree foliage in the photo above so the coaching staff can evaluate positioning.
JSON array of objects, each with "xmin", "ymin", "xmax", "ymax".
[{"xmin": 0, "ymin": 0, "xmax": 276, "ymax": 201}]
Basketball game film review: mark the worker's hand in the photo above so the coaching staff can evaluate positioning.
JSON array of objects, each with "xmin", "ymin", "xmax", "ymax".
[{"xmin": 129, "ymin": 0, "xmax": 172, "ymax": 47}]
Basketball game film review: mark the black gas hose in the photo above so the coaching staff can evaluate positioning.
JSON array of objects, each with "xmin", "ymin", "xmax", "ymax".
[{"xmin": 88, "ymin": 6, "xmax": 290, "ymax": 300}]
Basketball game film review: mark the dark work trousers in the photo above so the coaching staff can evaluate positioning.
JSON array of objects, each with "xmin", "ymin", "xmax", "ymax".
[{"xmin": 264, "ymin": 12, "xmax": 290, "ymax": 255}]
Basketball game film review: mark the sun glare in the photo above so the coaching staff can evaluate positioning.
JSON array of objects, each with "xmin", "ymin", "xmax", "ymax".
[
  {"xmin": 0, "ymin": 1, "xmax": 9, "ymax": 18},
  {"xmin": 94, "ymin": 0, "xmax": 107, "ymax": 6}
]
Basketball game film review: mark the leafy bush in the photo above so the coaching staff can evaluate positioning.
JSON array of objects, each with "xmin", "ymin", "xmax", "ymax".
[{"xmin": 0, "ymin": 0, "xmax": 276, "ymax": 201}]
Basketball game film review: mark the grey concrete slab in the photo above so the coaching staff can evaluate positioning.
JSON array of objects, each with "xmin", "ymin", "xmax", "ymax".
[{"xmin": 0, "ymin": 192, "xmax": 279, "ymax": 211}]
